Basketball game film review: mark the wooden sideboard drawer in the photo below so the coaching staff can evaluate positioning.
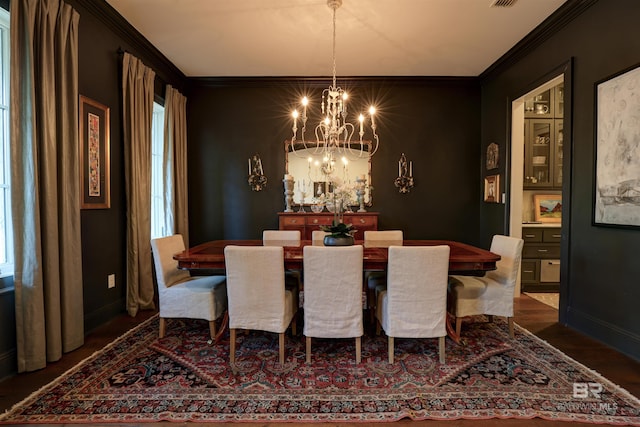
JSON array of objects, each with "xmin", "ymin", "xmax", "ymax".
[
  {"xmin": 349, "ymin": 215, "xmax": 376, "ymax": 227},
  {"xmin": 307, "ymin": 216, "xmax": 334, "ymax": 226},
  {"xmin": 543, "ymin": 229, "xmax": 562, "ymax": 243},
  {"xmin": 523, "ymin": 244, "xmax": 561, "ymax": 259},
  {"xmin": 522, "ymin": 228, "xmax": 543, "ymax": 242},
  {"xmin": 280, "ymin": 216, "xmax": 305, "ymax": 226}
]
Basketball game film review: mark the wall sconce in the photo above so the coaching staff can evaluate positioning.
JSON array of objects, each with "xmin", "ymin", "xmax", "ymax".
[
  {"xmin": 248, "ymin": 153, "xmax": 267, "ymax": 191},
  {"xmin": 394, "ymin": 153, "xmax": 414, "ymax": 193}
]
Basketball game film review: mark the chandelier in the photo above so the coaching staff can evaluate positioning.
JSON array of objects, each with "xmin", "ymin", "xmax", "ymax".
[{"xmin": 290, "ymin": 0, "xmax": 380, "ymax": 161}]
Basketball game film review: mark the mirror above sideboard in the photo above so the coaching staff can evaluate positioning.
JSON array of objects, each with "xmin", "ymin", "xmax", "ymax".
[{"xmin": 284, "ymin": 140, "xmax": 372, "ymax": 206}]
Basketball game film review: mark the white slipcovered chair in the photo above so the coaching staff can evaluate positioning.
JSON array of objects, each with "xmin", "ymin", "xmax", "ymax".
[
  {"xmin": 262, "ymin": 229, "xmax": 301, "ymax": 243},
  {"xmin": 150, "ymin": 235, "xmax": 227, "ymax": 340},
  {"xmin": 375, "ymin": 245, "xmax": 450, "ymax": 364},
  {"xmin": 447, "ymin": 235, "xmax": 524, "ymax": 338},
  {"xmin": 303, "ymin": 245, "xmax": 364, "ymax": 363},
  {"xmin": 364, "ymin": 230, "xmax": 404, "ymax": 322},
  {"xmin": 224, "ymin": 245, "xmax": 298, "ymax": 365},
  {"xmin": 263, "ymin": 229, "xmax": 302, "ymax": 308},
  {"xmin": 311, "ymin": 230, "xmax": 330, "ymax": 243}
]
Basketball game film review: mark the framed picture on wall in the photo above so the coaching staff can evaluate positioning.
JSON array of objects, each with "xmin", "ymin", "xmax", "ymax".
[
  {"xmin": 79, "ymin": 95, "xmax": 110, "ymax": 209},
  {"xmin": 486, "ymin": 142, "xmax": 499, "ymax": 170},
  {"xmin": 534, "ymin": 194, "xmax": 562, "ymax": 223},
  {"xmin": 484, "ymin": 174, "xmax": 499, "ymax": 203},
  {"xmin": 594, "ymin": 63, "xmax": 640, "ymax": 228}
]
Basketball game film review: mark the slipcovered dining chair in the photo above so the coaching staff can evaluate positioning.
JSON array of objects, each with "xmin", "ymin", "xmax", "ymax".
[
  {"xmin": 375, "ymin": 245, "xmax": 450, "ymax": 364},
  {"xmin": 262, "ymin": 229, "xmax": 301, "ymax": 243},
  {"xmin": 150, "ymin": 235, "xmax": 227, "ymax": 341},
  {"xmin": 312, "ymin": 230, "xmax": 330, "ymax": 243},
  {"xmin": 447, "ymin": 235, "xmax": 524, "ymax": 338},
  {"xmin": 224, "ymin": 245, "xmax": 298, "ymax": 365},
  {"xmin": 364, "ymin": 230, "xmax": 404, "ymax": 323},
  {"xmin": 263, "ymin": 229, "xmax": 302, "ymax": 308},
  {"xmin": 303, "ymin": 245, "xmax": 364, "ymax": 363}
]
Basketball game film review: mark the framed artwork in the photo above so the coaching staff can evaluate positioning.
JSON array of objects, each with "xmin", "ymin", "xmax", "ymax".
[
  {"xmin": 484, "ymin": 174, "xmax": 499, "ymax": 203},
  {"xmin": 79, "ymin": 95, "xmax": 110, "ymax": 209},
  {"xmin": 486, "ymin": 142, "xmax": 499, "ymax": 170},
  {"xmin": 594, "ymin": 63, "xmax": 640, "ymax": 228},
  {"xmin": 534, "ymin": 194, "xmax": 562, "ymax": 223},
  {"xmin": 313, "ymin": 181, "xmax": 333, "ymax": 197}
]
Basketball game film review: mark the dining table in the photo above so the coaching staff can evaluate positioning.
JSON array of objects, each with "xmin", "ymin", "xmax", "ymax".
[{"xmin": 173, "ymin": 239, "xmax": 501, "ymax": 345}]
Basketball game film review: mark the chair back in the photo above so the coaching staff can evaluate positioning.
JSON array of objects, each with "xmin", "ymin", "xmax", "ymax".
[
  {"xmin": 311, "ymin": 230, "xmax": 329, "ymax": 242},
  {"xmin": 383, "ymin": 245, "xmax": 450, "ymax": 337},
  {"xmin": 224, "ymin": 245, "xmax": 290, "ymax": 333},
  {"xmin": 150, "ymin": 234, "xmax": 191, "ymax": 290},
  {"xmin": 486, "ymin": 235, "xmax": 524, "ymax": 292},
  {"xmin": 303, "ymin": 245, "xmax": 364, "ymax": 338},
  {"xmin": 263, "ymin": 230, "xmax": 300, "ymax": 243},
  {"xmin": 364, "ymin": 230, "xmax": 403, "ymax": 247}
]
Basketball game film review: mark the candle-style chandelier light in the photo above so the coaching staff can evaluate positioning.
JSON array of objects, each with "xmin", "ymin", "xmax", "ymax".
[{"xmin": 290, "ymin": 0, "xmax": 380, "ymax": 161}]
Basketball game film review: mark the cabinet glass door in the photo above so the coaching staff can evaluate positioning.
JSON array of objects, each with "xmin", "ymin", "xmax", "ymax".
[
  {"xmin": 528, "ymin": 120, "xmax": 552, "ymax": 186},
  {"xmin": 525, "ymin": 89, "xmax": 552, "ymax": 118},
  {"xmin": 554, "ymin": 120, "xmax": 564, "ymax": 187}
]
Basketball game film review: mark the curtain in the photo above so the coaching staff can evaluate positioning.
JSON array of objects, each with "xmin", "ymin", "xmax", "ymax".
[
  {"xmin": 122, "ymin": 53, "xmax": 156, "ymax": 317},
  {"xmin": 10, "ymin": 0, "xmax": 84, "ymax": 372},
  {"xmin": 163, "ymin": 85, "xmax": 189, "ymax": 246}
]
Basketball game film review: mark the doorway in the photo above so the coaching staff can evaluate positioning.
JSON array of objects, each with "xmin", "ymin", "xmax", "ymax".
[{"xmin": 510, "ymin": 74, "xmax": 566, "ymax": 314}]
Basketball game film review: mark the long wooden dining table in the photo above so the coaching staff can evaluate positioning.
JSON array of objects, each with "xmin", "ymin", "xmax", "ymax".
[
  {"xmin": 174, "ymin": 239, "xmax": 500, "ymax": 273},
  {"xmin": 173, "ymin": 239, "xmax": 501, "ymax": 345}
]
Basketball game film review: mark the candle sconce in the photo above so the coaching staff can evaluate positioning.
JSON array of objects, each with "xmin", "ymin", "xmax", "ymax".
[
  {"xmin": 394, "ymin": 153, "xmax": 414, "ymax": 193},
  {"xmin": 248, "ymin": 153, "xmax": 267, "ymax": 191}
]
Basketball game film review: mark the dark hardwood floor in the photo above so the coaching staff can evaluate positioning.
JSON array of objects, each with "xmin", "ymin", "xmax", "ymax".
[{"xmin": 1, "ymin": 294, "xmax": 638, "ymax": 426}]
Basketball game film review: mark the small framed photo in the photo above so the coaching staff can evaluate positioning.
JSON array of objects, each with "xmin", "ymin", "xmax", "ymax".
[
  {"xmin": 534, "ymin": 194, "xmax": 562, "ymax": 223},
  {"xmin": 79, "ymin": 95, "xmax": 110, "ymax": 209},
  {"xmin": 313, "ymin": 181, "xmax": 333, "ymax": 197},
  {"xmin": 484, "ymin": 174, "xmax": 499, "ymax": 203}
]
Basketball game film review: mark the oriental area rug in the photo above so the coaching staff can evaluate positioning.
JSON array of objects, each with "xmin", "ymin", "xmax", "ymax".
[{"xmin": 1, "ymin": 315, "xmax": 639, "ymax": 425}]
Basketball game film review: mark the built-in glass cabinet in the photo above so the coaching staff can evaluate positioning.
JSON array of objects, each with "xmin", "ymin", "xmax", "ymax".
[{"xmin": 523, "ymin": 83, "xmax": 564, "ymax": 190}]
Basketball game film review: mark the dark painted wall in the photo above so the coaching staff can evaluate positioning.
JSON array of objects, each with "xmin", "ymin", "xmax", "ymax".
[
  {"xmin": 186, "ymin": 78, "xmax": 481, "ymax": 245},
  {"xmin": 71, "ymin": 0, "xmax": 186, "ymax": 331},
  {"xmin": 0, "ymin": 0, "xmax": 188, "ymax": 379},
  {"xmin": 479, "ymin": 0, "xmax": 640, "ymax": 360}
]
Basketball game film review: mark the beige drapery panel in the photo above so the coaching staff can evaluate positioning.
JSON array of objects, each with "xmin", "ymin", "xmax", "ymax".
[
  {"xmin": 122, "ymin": 53, "xmax": 156, "ymax": 317},
  {"xmin": 10, "ymin": 0, "xmax": 84, "ymax": 372},
  {"xmin": 163, "ymin": 85, "xmax": 189, "ymax": 246}
]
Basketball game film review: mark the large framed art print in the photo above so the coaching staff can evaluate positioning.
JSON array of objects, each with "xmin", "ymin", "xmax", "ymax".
[
  {"xmin": 79, "ymin": 95, "xmax": 110, "ymax": 209},
  {"xmin": 594, "ymin": 64, "xmax": 640, "ymax": 228}
]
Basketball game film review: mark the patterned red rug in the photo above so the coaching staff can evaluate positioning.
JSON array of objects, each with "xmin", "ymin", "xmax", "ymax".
[{"xmin": 1, "ymin": 314, "xmax": 639, "ymax": 424}]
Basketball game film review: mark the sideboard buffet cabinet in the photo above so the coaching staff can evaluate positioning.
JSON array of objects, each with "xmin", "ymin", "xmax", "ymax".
[{"xmin": 278, "ymin": 212, "xmax": 378, "ymax": 240}]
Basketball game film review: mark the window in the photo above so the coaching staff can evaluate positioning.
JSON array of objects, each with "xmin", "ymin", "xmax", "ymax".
[
  {"xmin": 0, "ymin": 7, "xmax": 11, "ymax": 277},
  {"xmin": 150, "ymin": 101, "xmax": 166, "ymax": 239}
]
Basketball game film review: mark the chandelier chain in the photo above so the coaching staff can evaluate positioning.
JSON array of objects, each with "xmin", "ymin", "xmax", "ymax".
[{"xmin": 332, "ymin": 3, "xmax": 337, "ymax": 89}]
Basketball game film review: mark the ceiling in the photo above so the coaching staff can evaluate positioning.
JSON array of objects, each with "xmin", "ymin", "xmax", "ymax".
[{"xmin": 105, "ymin": 0, "xmax": 567, "ymax": 78}]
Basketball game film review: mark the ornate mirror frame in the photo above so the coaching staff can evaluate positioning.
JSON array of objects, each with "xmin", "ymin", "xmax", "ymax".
[{"xmin": 284, "ymin": 140, "xmax": 373, "ymax": 207}]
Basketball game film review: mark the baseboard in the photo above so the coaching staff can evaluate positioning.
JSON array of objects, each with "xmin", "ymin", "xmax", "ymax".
[
  {"xmin": 0, "ymin": 348, "xmax": 17, "ymax": 382},
  {"xmin": 566, "ymin": 306, "xmax": 640, "ymax": 363},
  {"xmin": 84, "ymin": 297, "xmax": 127, "ymax": 334}
]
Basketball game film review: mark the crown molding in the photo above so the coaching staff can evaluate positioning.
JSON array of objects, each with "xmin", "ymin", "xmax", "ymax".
[
  {"xmin": 188, "ymin": 75, "xmax": 478, "ymax": 89},
  {"xmin": 480, "ymin": 0, "xmax": 599, "ymax": 82},
  {"xmin": 74, "ymin": 0, "xmax": 186, "ymax": 87}
]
